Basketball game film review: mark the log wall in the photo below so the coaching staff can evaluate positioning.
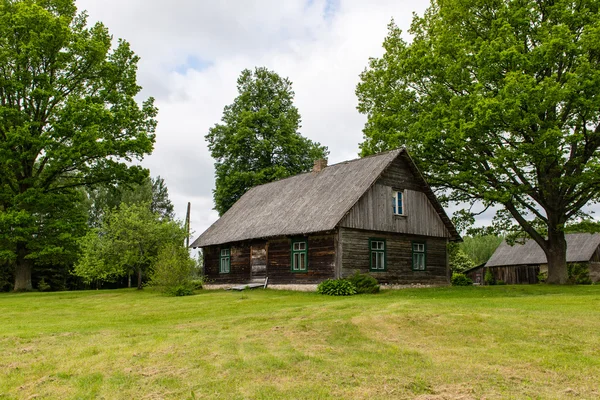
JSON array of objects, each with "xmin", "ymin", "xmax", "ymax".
[
  {"xmin": 203, "ymin": 233, "xmax": 336, "ymax": 284},
  {"xmin": 339, "ymin": 227, "xmax": 449, "ymax": 285}
]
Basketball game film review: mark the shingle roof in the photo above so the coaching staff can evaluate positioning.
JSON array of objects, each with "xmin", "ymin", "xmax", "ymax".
[
  {"xmin": 486, "ymin": 233, "xmax": 600, "ymax": 267},
  {"xmin": 191, "ymin": 148, "xmax": 459, "ymax": 247}
]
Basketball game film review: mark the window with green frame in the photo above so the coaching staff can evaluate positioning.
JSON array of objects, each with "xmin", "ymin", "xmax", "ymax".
[
  {"xmin": 369, "ymin": 238, "xmax": 386, "ymax": 271},
  {"xmin": 291, "ymin": 239, "xmax": 308, "ymax": 272},
  {"xmin": 412, "ymin": 242, "xmax": 426, "ymax": 271},
  {"xmin": 220, "ymin": 248, "xmax": 230, "ymax": 273}
]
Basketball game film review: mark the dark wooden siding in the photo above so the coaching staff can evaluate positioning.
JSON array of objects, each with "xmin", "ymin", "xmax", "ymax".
[
  {"xmin": 203, "ymin": 243, "xmax": 252, "ymax": 284},
  {"xmin": 340, "ymin": 228, "xmax": 449, "ymax": 285},
  {"xmin": 488, "ymin": 266, "xmax": 539, "ymax": 284},
  {"xmin": 340, "ymin": 184, "xmax": 450, "ymax": 238},
  {"xmin": 203, "ymin": 233, "xmax": 337, "ymax": 284},
  {"xmin": 267, "ymin": 234, "xmax": 336, "ymax": 284}
]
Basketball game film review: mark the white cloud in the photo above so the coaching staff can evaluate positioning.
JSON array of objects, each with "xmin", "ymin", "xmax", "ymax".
[{"xmin": 75, "ymin": 0, "xmax": 432, "ymax": 236}]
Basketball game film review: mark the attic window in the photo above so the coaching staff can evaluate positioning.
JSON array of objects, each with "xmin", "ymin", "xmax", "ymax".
[
  {"xmin": 392, "ymin": 190, "xmax": 404, "ymax": 215},
  {"xmin": 291, "ymin": 239, "xmax": 308, "ymax": 272},
  {"xmin": 220, "ymin": 248, "xmax": 230, "ymax": 273}
]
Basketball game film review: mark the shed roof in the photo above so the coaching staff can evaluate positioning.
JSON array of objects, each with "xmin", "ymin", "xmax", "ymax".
[
  {"xmin": 486, "ymin": 233, "xmax": 600, "ymax": 267},
  {"xmin": 191, "ymin": 148, "xmax": 459, "ymax": 247}
]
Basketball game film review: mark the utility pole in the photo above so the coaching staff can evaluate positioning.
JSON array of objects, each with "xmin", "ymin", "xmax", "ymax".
[{"xmin": 185, "ymin": 202, "xmax": 191, "ymax": 248}]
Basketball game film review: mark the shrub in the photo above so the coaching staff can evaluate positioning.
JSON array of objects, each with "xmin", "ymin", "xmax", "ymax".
[
  {"xmin": 148, "ymin": 243, "xmax": 197, "ymax": 296},
  {"xmin": 317, "ymin": 279, "xmax": 357, "ymax": 296},
  {"xmin": 37, "ymin": 278, "xmax": 51, "ymax": 292},
  {"xmin": 496, "ymin": 280, "xmax": 506, "ymax": 285},
  {"xmin": 484, "ymin": 268, "xmax": 496, "ymax": 285},
  {"xmin": 168, "ymin": 285, "xmax": 195, "ymax": 297},
  {"xmin": 347, "ymin": 272, "xmax": 380, "ymax": 294},
  {"xmin": 451, "ymin": 273, "xmax": 473, "ymax": 286},
  {"xmin": 537, "ymin": 271, "xmax": 548, "ymax": 283},
  {"xmin": 568, "ymin": 263, "xmax": 592, "ymax": 285}
]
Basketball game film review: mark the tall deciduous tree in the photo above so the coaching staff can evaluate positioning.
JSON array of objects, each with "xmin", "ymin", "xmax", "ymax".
[
  {"xmin": 206, "ymin": 67, "xmax": 328, "ymax": 215},
  {"xmin": 0, "ymin": 0, "xmax": 157, "ymax": 290},
  {"xmin": 356, "ymin": 0, "xmax": 600, "ymax": 283},
  {"xmin": 74, "ymin": 202, "xmax": 185, "ymax": 290}
]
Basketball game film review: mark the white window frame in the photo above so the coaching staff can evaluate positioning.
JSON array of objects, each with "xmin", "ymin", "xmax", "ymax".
[{"xmin": 392, "ymin": 190, "xmax": 405, "ymax": 215}]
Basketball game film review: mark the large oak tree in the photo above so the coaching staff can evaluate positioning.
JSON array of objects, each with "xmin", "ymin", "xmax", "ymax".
[
  {"xmin": 0, "ymin": 0, "xmax": 157, "ymax": 290},
  {"xmin": 356, "ymin": 0, "xmax": 600, "ymax": 283}
]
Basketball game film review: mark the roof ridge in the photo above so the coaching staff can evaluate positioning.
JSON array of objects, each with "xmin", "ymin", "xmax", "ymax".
[{"xmin": 234, "ymin": 147, "xmax": 405, "ymax": 190}]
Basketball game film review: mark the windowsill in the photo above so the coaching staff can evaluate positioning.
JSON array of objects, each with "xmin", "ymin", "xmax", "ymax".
[{"xmin": 393, "ymin": 214, "xmax": 407, "ymax": 218}]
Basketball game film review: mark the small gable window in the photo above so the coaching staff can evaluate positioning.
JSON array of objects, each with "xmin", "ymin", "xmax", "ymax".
[
  {"xmin": 412, "ymin": 242, "xmax": 426, "ymax": 271},
  {"xmin": 392, "ymin": 190, "xmax": 404, "ymax": 215},
  {"xmin": 220, "ymin": 248, "xmax": 230, "ymax": 273},
  {"xmin": 369, "ymin": 238, "xmax": 386, "ymax": 271},
  {"xmin": 291, "ymin": 239, "xmax": 308, "ymax": 272}
]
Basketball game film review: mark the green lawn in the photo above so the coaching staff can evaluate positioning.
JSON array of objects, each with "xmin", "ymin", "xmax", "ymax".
[{"xmin": 1, "ymin": 286, "xmax": 599, "ymax": 399}]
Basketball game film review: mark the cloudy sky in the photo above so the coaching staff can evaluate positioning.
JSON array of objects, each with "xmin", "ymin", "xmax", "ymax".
[{"xmin": 75, "ymin": 0, "xmax": 441, "ymax": 237}]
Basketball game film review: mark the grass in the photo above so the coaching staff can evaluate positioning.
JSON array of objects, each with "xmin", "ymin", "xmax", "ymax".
[{"xmin": 1, "ymin": 285, "xmax": 599, "ymax": 399}]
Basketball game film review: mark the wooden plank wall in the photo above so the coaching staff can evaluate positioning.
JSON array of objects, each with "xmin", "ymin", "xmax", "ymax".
[
  {"xmin": 203, "ymin": 244, "xmax": 252, "ymax": 284},
  {"xmin": 203, "ymin": 233, "xmax": 337, "ymax": 284},
  {"xmin": 340, "ymin": 184, "xmax": 450, "ymax": 238},
  {"xmin": 489, "ymin": 266, "xmax": 539, "ymax": 284},
  {"xmin": 267, "ymin": 234, "xmax": 336, "ymax": 284},
  {"xmin": 340, "ymin": 228, "xmax": 449, "ymax": 285}
]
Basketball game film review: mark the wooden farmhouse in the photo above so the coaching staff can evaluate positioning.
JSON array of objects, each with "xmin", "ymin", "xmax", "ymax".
[
  {"xmin": 466, "ymin": 233, "xmax": 600, "ymax": 284},
  {"xmin": 191, "ymin": 148, "xmax": 461, "ymax": 286}
]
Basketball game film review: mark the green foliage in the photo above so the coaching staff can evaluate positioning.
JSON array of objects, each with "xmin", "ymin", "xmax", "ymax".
[
  {"xmin": 347, "ymin": 272, "xmax": 380, "ymax": 294},
  {"xmin": 451, "ymin": 273, "xmax": 473, "ymax": 286},
  {"xmin": 0, "ymin": 0, "xmax": 157, "ymax": 290},
  {"xmin": 460, "ymin": 235, "xmax": 504, "ymax": 265},
  {"xmin": 148, "ymin": 243, "xmax": 196, "ymax": 296},
  {"xmin": 484, "ymin": 269, "xmax": 496, "ymax": 286},
  {"xmin": 86, "ymin": 176, "xmax": 174, "ymax": 228},
  {"xmin": 0, "ymin": 263, "xmax": 11, "ymax": 292},
  {"xmin": 206, "ymin": 67, "xmax": 328, "ymax": 215},
  {"xmin": 356, "ymin": 1, "xmax": 600, "ymax": 284},
  {"xmin": 567, "ymin": 263, "xmax": 592, "ymax": 285},
  {"xmin": 564, "ymin": 220, "xmax": 600, "ymax": 234},
  {"xmin": 448, "ymin": 244, "xmax": 475, "ymax": 273},
  {"xmin": 537, "ymin": 271, "xmax": 548, "ymax": 283},
  {"xmin": 74, "ymin": 203, "xmax": 186, "ymax": 289},
  {"xmin": 37, "ymin": 278, "xmax": 51, "ymax": 292},
  {"xmin": 317, "ymin": 279, "xmax": 357, "ymax": 296}
]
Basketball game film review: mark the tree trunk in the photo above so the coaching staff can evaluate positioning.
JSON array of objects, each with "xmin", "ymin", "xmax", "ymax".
[
  {"xmin": 137, "ymin": 268, "xmax": 143, "ymax": 290},
  {"xmin": 546, "ymin": 228, "xmax": 568, "ymax": 284},
  {"xmin": 128, "ymin": 273, "xmax": 131, "ymax": 288},
  {"xmin": 14, "ymin": 242, "xmax": 33, "ymax": 291}
]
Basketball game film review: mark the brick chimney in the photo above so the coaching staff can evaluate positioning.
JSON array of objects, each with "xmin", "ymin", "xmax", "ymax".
[{"xmin": 313, "ymin": 158, "xmax": 328, "ymax": 173}]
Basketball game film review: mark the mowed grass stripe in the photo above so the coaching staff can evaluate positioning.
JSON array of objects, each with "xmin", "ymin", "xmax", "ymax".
[{"xmin": 0, "ymin": 286, "xmax": 599, "ymax": 399}]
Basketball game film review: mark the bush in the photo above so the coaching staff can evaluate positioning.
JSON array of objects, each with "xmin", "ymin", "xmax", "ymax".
[
  {"xmin": 148, "ymin": 243, "xmax": 197, "ymax": 296},
  {"xmin": 537, "ymin": 271, "xmax": 548, "ymax": 283},
  {"xmin": 451, "ymin": 273, "xmax": 473, "ymax": 286},
  {"xmin": 317, "ymin": 279, "xmax": 357, "ymax": 296},
  {"xmin": 168, "ymin": 285, "xmax": 195, "ymax": 297},
  {"xmin": 568, "ymin": 263, "xmax": 592, "ymax": 285},
  {"xmin": 484, "ymin": 268, "xmax": 496, "ymax": 285},
  {"xmin": 347, "ymin": 272, "xmax": 380, "ymax": 294},
  {"xmin": 37, "ymin": 278, "xmax": 51, "ymax": 292},
  {"xmin": 496, "ymin": 280, "xmax": 506, "ymax": 285}
]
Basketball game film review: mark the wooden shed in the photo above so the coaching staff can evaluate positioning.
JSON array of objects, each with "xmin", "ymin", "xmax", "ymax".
[
  {"xmin": 467, "ymin": 233, "xmax": 600, "ymax": 284},
  {"xmin": 191, "ymin": 148, "xmax": 461, "ymax": 286}
]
